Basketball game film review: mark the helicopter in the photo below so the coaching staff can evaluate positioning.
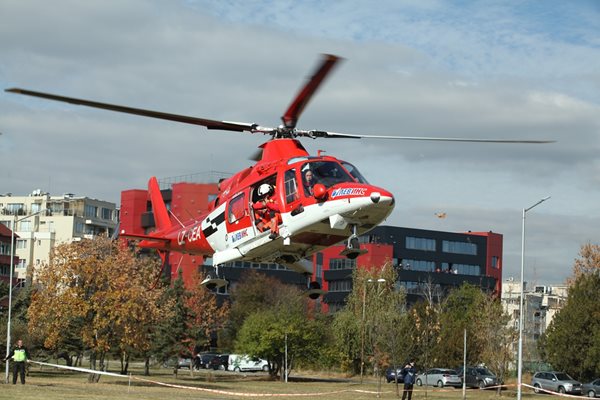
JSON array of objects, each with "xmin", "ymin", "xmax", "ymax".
[{"xmin": 5, "ymin": 54, "xmax": 553, "ymax": 294}]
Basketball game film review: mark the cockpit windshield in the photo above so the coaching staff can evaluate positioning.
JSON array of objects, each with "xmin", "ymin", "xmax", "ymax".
[
  {"xmin": 341, "ymin": 161, "xmax": 369, "ymax": 184},
  {"xmin": 301, "ymin": 161, "xmax": 355, "ymax": 189}
]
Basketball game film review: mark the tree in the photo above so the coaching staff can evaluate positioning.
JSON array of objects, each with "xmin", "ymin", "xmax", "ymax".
[
  {"xmin": 233, "ymin": 278, "xmax": 324, "ymax": 379},
  {"xmin": 185, "ymin": 272, "xmax": 229, "ymax": 349},
  {"xmin": 542, "ymin": 271, "xmax": 600, "ymax": 380},
  {"xmin": 28, "ymin": 237, "xmax": 167, "ymax": 381},
  {"xmin": 224, "ymin": 270, "xmax": 291, "ymax": 347},
  {"xmin": 332, "ymin": 263, "xmax": 409, "ymax": 379},
  {"xmin": 571, "ymin": 243, "xmax": 600, "ymax": 281}
]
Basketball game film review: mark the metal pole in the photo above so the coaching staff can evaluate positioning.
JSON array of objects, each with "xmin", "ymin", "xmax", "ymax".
[
  {"xmin": 5, "ymin": 221, "xmax": 16, "ymax": 383},
  {"xmin": 517, "ymin": 196, "xmax": 550, "ymax": 400},
  {"xmin": 463, "ymin": 328, "xmax": 467, "ymax": 400},
  {"xmin": 360, "ymin": 281, "xmax": 366, "ymax": 384}
]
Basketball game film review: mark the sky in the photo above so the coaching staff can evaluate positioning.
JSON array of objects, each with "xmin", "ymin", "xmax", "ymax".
[{"xmin": 1, "ymin": 0, "xmax": 599, "ymax": 286}]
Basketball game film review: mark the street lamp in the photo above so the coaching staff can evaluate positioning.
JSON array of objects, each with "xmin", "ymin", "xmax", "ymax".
[
  {"xmin": 517, "ymin": 196, "xmax": 550, "ymax": 400},
  {"xmin": 360, "ymin": 277, "xmax": 386, "ymax": 384},
  {"xmin": 5, "ymin": 208, "xmax": 47, "ymax": 383}
]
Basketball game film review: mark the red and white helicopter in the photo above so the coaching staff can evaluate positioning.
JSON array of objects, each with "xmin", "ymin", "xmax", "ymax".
[{"xmin": 5, "ymin": 54, "xmax": 553, "ymax": 294}]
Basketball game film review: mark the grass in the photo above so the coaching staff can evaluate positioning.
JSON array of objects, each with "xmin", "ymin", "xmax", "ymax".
[{"xmin": 0, "ymin": 365, "xmax": 535, "ymax": 400}]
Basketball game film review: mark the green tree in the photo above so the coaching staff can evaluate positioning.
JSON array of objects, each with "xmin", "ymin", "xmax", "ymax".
[
  {"xmin": 542, "ymin": 271, "xmax": 600, "ymax": 380},
  {"xmin": 332, "ymin": 263, "xmax": 409, "ymax": 379},
  {"xmin": 234, "ymin": 279, "xmax": 324, "ymax": 379}
]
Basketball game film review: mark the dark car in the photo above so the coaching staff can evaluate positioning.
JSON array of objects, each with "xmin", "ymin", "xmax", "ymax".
[
  {"xmin": 456, "ymin": 366, "xmax": 501, "ymax": 389},
  {"xmin": 583, "ymin": 378, "xmax": 600, "ymax": 398},
  {"xmin": 195, "ymin": 353, "xmax": 219, "ymax": 370},
  {"xmin": 210, "ymin": 354, "xmax": 230, "ymax": 371},
  {"xmin": 385, "ymin": 367, "xmax": 405, "ymax": 383},
  {"xmin": 531, "ymin": 371, "xmax": 582, "ymax": 395}
]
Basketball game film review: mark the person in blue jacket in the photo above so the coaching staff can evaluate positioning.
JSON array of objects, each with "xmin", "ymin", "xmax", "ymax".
[{"xmin": 401, "ymin": 361, "xmax": 416, "ymax": 400}]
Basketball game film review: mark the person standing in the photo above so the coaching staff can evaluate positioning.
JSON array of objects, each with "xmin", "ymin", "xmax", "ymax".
[
  {"xmin": 401, "ymin": 361, "xmax": 416, "ymax": 400},
  {"xmin": 4, "ymin": 339, "xmax": 30, "ymax": 384}
]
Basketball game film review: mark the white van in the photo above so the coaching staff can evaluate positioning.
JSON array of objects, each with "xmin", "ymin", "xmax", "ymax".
[{"xmin": 227, "ymin": 354, "xmax": 269, "ymax": 372}]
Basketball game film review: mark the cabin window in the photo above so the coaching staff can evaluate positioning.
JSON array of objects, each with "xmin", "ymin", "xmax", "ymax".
[
  {"xmin": 284, "ymin": 169, "xmax": 299, "ymax": 204},
  {"xmin": 228, "ymin": 193, "xmax": 246, "ymax": 223}
]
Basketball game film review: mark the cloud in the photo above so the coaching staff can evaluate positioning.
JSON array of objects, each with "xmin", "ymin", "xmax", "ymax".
[{"xmin": 1, "ymin": 0, "xmax": 598, "ymax": 285}]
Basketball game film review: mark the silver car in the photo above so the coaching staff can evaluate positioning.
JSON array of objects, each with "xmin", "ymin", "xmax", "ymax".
[
  {"xmin": 415, "ymin": 368, "xmax": 462, "ymax": 388},
  {"xmin": 582, "ymin": 378, "xmax": 600, "ymax": 398},
  {"xmin": 531, "ymin": 371, "xmax": 582, "ymax": 395}
]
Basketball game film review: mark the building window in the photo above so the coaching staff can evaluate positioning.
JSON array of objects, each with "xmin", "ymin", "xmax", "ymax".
[
  {"xmin": 441, "ymin": 262, "xmax": 480, "ymax": 276},
  {"xmin": 492, "ymin": 256, "xmax": 499, "ymax": 268},
  {"xmin": 6, "ymin": 203, "xmax": 24, "ymax": 215},
  {"xmin": 19, "ymin": 220, "xmax": 31, "ymax": 232},
  {"xmin": 16, "ymin": 239, "xmax": 27, "ymax": 249},
  {"xmin": 403, "ymin": 259, "xmax": 435, "ymax": 272},
  {"xmin": 75, "ymin": 222, "xmax": 85, "ymax": 233},
  {"xmin": 85, "ymin": 205, "xmax": 98, "ymax": 218},
  {"xmin": 329, "ymin": 258, "xmax": 356, "ymax": 270},
  {"xmin": 101, "ymin": 208, "xmax": 112, "ymax": 220},
  {"xmin": 406, "ymin": 236, "xmax": 436, "ymax": 251},
  {"xmin": 329, "ymin": 280, "xmax": 352, "ymax": 292},
  {"xmin": 316, "ymin": 253, "xmax": 323, "ymax": 284},
  {"xmin": 442, "ymin": 240, "xmax": 477, "ymax": 255}
]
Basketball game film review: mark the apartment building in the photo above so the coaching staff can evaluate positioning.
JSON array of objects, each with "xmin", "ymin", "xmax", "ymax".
[
  {"xmin": 501, "ymin": 279, "xmax": 568, "ymax": 366},
  {"xmin": 0, "ymin": 190, "xmax": 118, "ymax": 282}
]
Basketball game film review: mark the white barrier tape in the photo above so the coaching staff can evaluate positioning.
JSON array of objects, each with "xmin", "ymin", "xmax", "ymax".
[
  {"xmin": 522, "ymin": 383, "xmax": 584, "ymax": 398},
  {"xmin": 27, "ymin": 359, "xmax": 385, "ymax": 397},
  {"xmin": 29, "ymin": 360, "xmax": 129, "ymax": 379}
]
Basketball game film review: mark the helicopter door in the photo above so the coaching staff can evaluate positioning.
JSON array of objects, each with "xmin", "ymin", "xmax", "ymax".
[{"xmin": 225, "ymin": 189, "xmax": 255, "ymax": 248}]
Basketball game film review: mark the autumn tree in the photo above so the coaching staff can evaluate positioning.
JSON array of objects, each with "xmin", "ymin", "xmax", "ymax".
[
  {"xmin": 185, "ymin": 271, "xmax": 230, "ymax": 351},
  {"xmin": 28, "ymin": 237, "xmax": 168, "ymax": 381}
]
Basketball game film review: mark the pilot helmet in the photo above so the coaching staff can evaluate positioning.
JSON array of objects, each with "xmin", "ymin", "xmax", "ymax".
[{"xmin": 258, "ymin": 183, "xmax": 273, "ymax": 197}]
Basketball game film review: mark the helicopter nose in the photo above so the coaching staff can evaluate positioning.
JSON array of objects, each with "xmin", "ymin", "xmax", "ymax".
[{"xmin": 370, "ymin": 192, "xmax": 381, "ymax": 203}]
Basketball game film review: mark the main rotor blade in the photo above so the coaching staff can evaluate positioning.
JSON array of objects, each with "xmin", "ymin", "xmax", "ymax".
[
  {"xmin": 281, "ymin": 54, "xmax": 342, "ymax": 129},
  {"xmin": 5, "ymin": 88, "xmax": 258, "ymax": 133},
  {"xmin": 310, "ymin": 130, "xmax": 556, "ymax": 143}
]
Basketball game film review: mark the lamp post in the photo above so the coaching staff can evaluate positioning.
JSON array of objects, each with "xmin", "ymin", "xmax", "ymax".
[
  {"xmin": 5, "ymin": 208, "xmax": 47, "ymax": 383},
  {"xmin": 360, "ymin": 277, "xmax": 386, "ymax": 384},
  {"xmin": 517, "ymin": 196, "xmax": 550, "ymax": 400}
]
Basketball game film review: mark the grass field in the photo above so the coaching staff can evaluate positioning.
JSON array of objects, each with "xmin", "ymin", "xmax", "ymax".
[{"xmin": 0, "ymin": 364, "xmax": 532, "ymax": 400}]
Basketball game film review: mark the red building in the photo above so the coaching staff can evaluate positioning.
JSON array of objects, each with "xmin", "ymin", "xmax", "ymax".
[{"xmin": 0, "ymin": 223, "xmax": 19, "ymax": 286}]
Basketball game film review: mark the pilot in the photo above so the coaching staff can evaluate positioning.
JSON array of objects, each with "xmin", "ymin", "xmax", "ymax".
[
  {"xmin": 303, "ymin": 170, "xmax": 315, "ymax": 196},
  {"xmin": 253, "ymin": 183, "xmax": 281, "ymax": 239}
]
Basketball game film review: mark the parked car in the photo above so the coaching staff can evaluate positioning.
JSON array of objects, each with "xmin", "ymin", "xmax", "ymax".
[
  {"xmin": 210, "ymin": 354, "xmax": 230, "ymax": 370},
  {"xmin": 228, "ymin": 354, "xmax": 269, "ymax": 372},
  {"xmin": 583, "ymin": 378, "xmax": 600, "ymax": 398},
  {"xmin": 456, "ymin": 366, "xmax": 501, "ymax": 389},
  {"xmin": 195, "ymin": 353, "xmax": 219, "ymax": 370},
  {"xmin": 531, "ymin": 371, "xmax": 582, "ymax": 395},
  {"xmin": 162, "ymin": 356, "xmax": 193, "ymax": 369},
  {"xmin": 385, "ymin": 367, "xmax": 405, "ymax": 383},
  {"xmin": 415, "ymin": 368, "xmax": 462, "ymax": 388}
]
